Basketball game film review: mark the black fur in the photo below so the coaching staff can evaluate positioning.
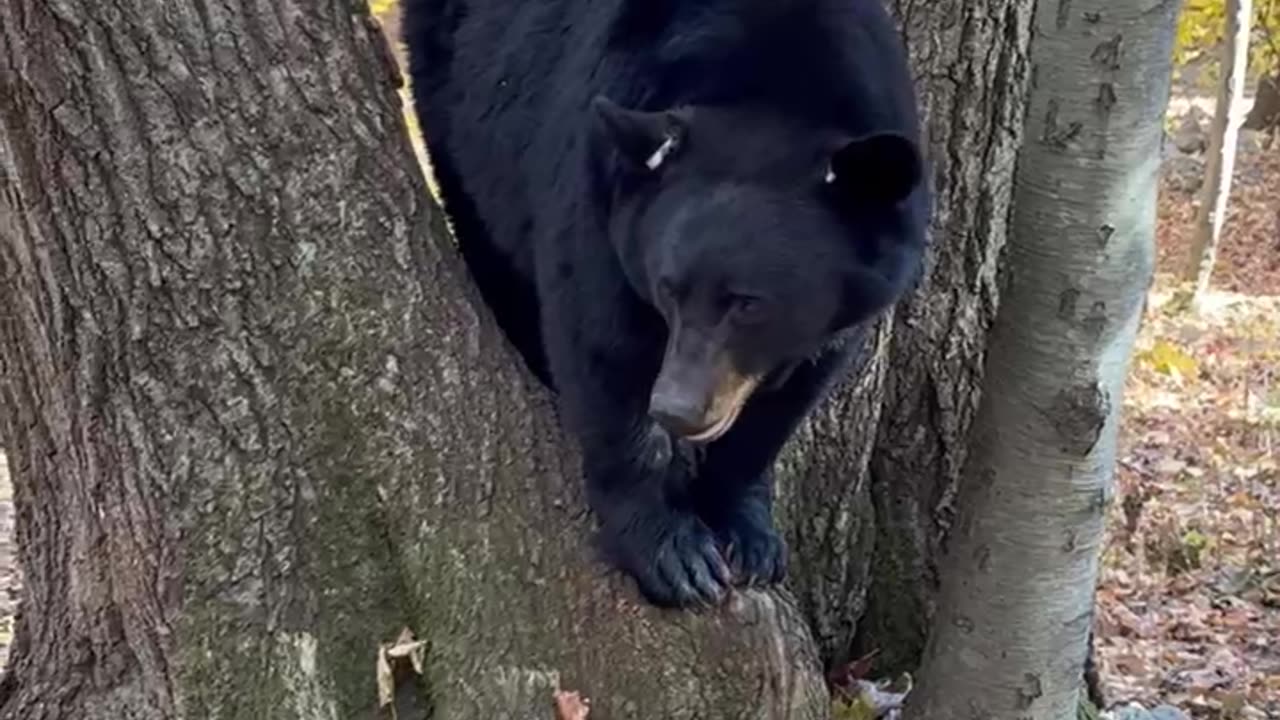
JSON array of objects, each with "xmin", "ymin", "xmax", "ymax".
[{"xmin": 404, "ymin": 0, "xmax": 930, "ymax": 608}]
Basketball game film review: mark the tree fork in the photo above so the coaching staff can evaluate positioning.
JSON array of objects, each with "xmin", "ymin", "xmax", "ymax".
[{"xmin": 0, "ymin": 1, "xmax": 827, "ymax": 718}]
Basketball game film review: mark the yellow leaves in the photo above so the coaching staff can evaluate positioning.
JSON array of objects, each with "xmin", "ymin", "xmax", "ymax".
[
  {"xmin": 1176, "ymin": 0, "xmax": 1227, "ymax": 67},
  {"xmin": 1175, "ymin": 0, "xmax": 1280, "ymax": 81},
  {"xmin": 1138, "ymin": 340, "xmax": 1201, "ymax": 380},
  {"xmin": 1181, "ymin": 528, "xmax": 1215, "ymax": 556},
  {"xmin": 832, "ymin": 694, "xmax": 880, "ymax": 720}
]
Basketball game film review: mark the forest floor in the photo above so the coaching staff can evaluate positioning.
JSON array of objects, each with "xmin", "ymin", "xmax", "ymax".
[
  {"xmin": 0, "ymin": 83, "xmax": 1277, "ymax": 718},
  {"xmin": 1091, "ymin": 116, "xmax": 1280, "ymax": 718}
]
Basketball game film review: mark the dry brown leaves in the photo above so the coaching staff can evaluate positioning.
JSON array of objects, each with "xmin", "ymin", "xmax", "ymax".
[{"xmin": 1156, "ymin": 136, "xmax": 1280, "ymax": 295}]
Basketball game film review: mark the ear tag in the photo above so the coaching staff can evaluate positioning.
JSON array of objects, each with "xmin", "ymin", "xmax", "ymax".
[
  {"xmin": 824, "ymin": 165, "xmax": 837, "ymax": 184},
  {"xmin": 645, "ymin": 134, "xmax": 679, "ymax": 171}
]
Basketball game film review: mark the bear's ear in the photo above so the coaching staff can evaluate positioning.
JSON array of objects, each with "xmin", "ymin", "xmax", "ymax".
[
  {"xmin": 825, "ymin": 132, "xmax": 922, "ymax": 206},
  {"xmin": 591, "ymin": 95, "xmax": 685, "ymax": 172}
]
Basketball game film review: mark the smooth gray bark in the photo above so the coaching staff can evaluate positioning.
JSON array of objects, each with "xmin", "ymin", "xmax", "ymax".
[
  {"xmin": 1185, "ymin": 0, "xmax": 1252, "ymax": 301},
  {"xmin": 904, "ymin": 2, "xmax": 1179, "ymax": 718},
  {"xmin": 0, "ymin": 1, "xmax": 826, "ymax": 718}
]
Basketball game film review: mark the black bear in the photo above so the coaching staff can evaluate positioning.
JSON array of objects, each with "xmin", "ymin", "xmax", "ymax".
[{"xmin": 404, "ymin": 0, "xmax": 930, "ymax": 608}]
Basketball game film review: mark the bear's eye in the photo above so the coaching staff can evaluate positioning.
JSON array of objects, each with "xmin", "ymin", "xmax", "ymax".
[{"xmin": 729, "ymin": 294, "xmax": 767, "ymax": 323}]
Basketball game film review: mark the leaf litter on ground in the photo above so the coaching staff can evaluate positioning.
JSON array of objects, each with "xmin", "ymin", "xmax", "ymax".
[{"xmin": 1096, "ymin": 122, "xmax": 1279, "ymax": 719}]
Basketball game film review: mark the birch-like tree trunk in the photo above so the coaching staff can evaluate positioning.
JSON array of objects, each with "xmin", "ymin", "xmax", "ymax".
[
  {"xmin": 1185, "ymin": 0, "xmax": 1252, "ymax": 301},
  {"xmin": 904, "ymin": 2, "xmax": 1180, "ymax": 718}
]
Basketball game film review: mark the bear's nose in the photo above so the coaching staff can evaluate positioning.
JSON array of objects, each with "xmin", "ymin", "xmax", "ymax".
[{"xmin": 648, "ymin": 389, "xmax": 709, "ymax": 439}]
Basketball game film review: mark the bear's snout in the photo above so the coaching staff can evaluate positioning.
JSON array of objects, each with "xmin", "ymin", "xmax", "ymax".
[{"xmin": 649, "ymin": 385, "xmax": 710, "ymax": 439}]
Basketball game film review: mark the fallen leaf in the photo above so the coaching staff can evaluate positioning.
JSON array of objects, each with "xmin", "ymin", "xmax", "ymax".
[{"xmin": 554, "ymin": 690, "xmax": 590, "ymax": 720}]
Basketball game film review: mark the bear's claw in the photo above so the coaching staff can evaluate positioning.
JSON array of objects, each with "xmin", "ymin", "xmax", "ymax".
[
  {"xmin": 605, "ymin": 510, "xmax": 733, "ymax": 608},
  {"xmin": 720, "ymin": 517, "xmax": 788, "ymax": 588}
]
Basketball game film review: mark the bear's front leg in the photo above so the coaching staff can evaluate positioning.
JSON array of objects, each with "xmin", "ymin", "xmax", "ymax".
[
  {"xmin": 538, "ymin": 286, "xmax": 733, "ymax": 608},
  {"xmin": 577, "ymin": 422, "xmax": 734, "ymax": 608},
  {"xmin": 695, "ymin": 342, "xmax": 862, "ymax": 587}
]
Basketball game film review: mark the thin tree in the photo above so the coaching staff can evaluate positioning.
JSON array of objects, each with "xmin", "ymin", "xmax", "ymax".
[
  {"xmin": 1185, "ymin": 0, "xmax": 1253, "ymax": 302},
  {"xmin": 904, "ymin": 1, "xmax": 1181, "ymax": 719}
]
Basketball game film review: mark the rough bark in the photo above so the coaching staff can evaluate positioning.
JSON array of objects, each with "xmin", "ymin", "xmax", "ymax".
[
  {"xmin": 849, "ymin": 0, "xmax": 1037, "ymax": 673},
  {"xmin": 1185, "ymin": 0, "xmax": 1252, "ymax": 301},
  {"xmin": 904, "ymin": 1, "xmax": 1177, "ymax": 718},
  {"xmin": 0, "ymin": 1, "xmax": 826, "ymax": 719},
  {"xmin": 773, "ymin": 320, "xmax": 888, "ymax": 673}
]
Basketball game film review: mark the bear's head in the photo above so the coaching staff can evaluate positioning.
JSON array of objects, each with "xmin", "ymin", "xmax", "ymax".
[{"xmin": 592, "ymin": 96, "xmax": 928, "ymax": 443}]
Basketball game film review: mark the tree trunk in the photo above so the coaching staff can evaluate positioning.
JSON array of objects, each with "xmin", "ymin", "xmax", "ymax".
[
  {"xmin": 847, "ymin": 0, "xmax": 1039, "ymax": 674},
  {"xmin": 1242, "ymin": 71, "xmax": 1280, "ymax": 133},
  {"xmin": 904, "ymin": 1, "xmax": 1178, "ymax": 718},
  {"xmin": 1184, "ymin": 0, "xmax": 1252, "ymax": 300},
  {"xmin": 0, "ymin": 2, "xmax": 826, "ymax": 718}
]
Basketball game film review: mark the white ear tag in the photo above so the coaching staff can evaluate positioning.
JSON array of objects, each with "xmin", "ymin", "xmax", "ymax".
[
  {"xmin": 646, "ymin": 135, "xmax": 678, "ymax": 171},
  {"xmin": 824, "ymin": 165, "xmax": 837, "ymax": 184}
]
